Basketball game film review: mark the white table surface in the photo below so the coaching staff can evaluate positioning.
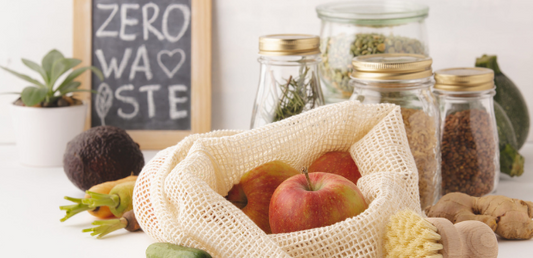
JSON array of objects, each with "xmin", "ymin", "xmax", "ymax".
[{"xmin": 1, "ymin": 143, "xmax": 532, "ymax": 257}]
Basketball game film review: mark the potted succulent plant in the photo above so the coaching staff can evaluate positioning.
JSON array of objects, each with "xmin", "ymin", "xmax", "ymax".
[{"xmin": 1, "ymin": 49, "xmax": 103, "ymax": 167}]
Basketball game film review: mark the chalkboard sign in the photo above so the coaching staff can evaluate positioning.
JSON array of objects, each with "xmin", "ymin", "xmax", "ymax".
[{"xmin": 73, "ymin": 0, "xmax": 211, "ymax": 149}]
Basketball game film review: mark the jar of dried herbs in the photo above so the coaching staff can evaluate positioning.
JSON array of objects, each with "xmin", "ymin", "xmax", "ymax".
[
  {"xmin": 349, "ymin": 54, "xmax": 440, "ymax": 209},
  {"xmin": 316, "ymin": 1, "xmax": 429, "ymax": 103},
  {"xmin": 250, "ymin": 34, "xmax": 325, "ymax": 129},
  {"xmin": 433, "ymin": 68, "xmax": 499, "ymax": 197}
]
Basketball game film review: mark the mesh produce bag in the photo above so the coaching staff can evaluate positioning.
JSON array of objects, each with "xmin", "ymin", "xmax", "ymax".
[{"xmin": 133, "ymin": 101, "xmax": 421, "ymax": 258}]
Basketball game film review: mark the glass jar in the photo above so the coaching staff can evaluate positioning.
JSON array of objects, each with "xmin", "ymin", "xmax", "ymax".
[
  {"xmin": 433, "ymin": 68, "xmax": 499, "ymax": 197},
  {"xmin": 349, "ymin": 54, "xmax": 440, "ymax": 208},
  {"xmin": 316, "ymin": 0, "xmax": 429, "ymax": 104},
  {"xmin": 250, "ymin": 34, "xmax": 325, "ymax": 129}
]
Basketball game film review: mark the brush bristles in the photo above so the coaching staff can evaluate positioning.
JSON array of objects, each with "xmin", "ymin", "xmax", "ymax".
[{"xmin": 384, "ymin": 210, "xmax": 443, "ymax": 258}]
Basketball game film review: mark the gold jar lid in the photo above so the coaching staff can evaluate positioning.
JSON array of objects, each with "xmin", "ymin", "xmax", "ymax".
[
  {"xmin": 259, "ymin": 34, "xmax": 320, "ymax": 56},
  {"xmin": 434, "ymin": 68, "xmax": 494, "ymax": 91},
  {"xmin": 351, "ymin": 54, "xmax": 432, "ymax": 80}
]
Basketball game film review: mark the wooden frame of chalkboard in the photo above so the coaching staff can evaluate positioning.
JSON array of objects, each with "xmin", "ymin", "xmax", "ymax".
[{"xmin": 73, "ymin": 0, "xmax": 211, "ymax": 149}]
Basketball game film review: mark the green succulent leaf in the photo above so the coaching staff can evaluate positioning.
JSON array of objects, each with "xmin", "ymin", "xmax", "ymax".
[
  {"xmin": 21, "ymin": 87, "xmax": 48, "ymax": 106},
  {"xmin": 41, "ymin": 50, "xmax": 64, "ymax": 79},
  {"xmin": 62, "ymin": 88, "xmax": 97, "ymax": 94},
  {"xmin": 22, "ymin": 58, "xmax": 48, "ymax": 83},
  {"xmin": 92, "ymin": 66, "xmax": 104, "ymax": 81},
  {"xmin": 49, "ymin": 58, "xmax": 82, "ymax": 89},
  {"xmin": 56, "ymin": 66, "xmax": 104, "ymax": 93},
  {"xmin": 2, "ymin": 50, "xmax": 101, "ymax": 104},
  {"xmin": 58, "ymin": 81, "xmax": 81, "ymax": 95},
  {"xmin": 0, "ymin": 66, "xmax": 45, "ymax": 88}
]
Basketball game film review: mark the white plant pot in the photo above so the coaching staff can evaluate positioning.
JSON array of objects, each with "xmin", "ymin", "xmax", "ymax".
[{"xmin": 10, "ymin": 103, "xmax": 87, "ymax": 167}]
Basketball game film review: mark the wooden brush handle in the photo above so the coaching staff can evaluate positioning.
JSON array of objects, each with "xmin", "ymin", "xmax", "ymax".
[
  {"xmin": 426, "ymin": 218, "xmax": 498, "ymax": 258},
  {"xmin": 455, "ymin": 221, "xmax": 498, "ymax": 258},
  {"xmin": 426, "ymin": 218, "xmax": 462, "ymax": 258}
]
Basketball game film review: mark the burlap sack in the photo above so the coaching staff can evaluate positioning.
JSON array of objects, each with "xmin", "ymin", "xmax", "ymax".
[{"xmin": 133, "ymin": 101, "xmax": 421, "ymax": 258}]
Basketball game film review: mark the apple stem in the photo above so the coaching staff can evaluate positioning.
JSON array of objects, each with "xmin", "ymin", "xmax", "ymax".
[{"xmin": 302, "ymin": 167, "xmax": 314, "ymax": 191}]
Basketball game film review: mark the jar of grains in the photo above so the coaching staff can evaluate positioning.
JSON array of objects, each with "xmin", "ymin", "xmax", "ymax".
[
  {"xmin": 433, "ymin": 68, "xmax": 499, "ymax": 197},
  {"xmin": 349, "ymin": 54, "xmax": 440, "ymax": 208},
  {"xmin": 250, "ymin": 34, "xmax": 325, "ymax": 129},
  {"xmin": 316, "ymin": 0, "xmax": 429, "ymax": 104}
]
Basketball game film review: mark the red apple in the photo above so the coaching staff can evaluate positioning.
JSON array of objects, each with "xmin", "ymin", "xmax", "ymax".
[
  {"xmin": 225, "ymin": 161, "xmax": 299, "ymax": 233},
  {"xmin": 308, "ymin": 151, "xmax": 362, "ymax": 185},
  {"xmin": 269, "ymin": 171, "xmax": 368, "ymax": 234}
]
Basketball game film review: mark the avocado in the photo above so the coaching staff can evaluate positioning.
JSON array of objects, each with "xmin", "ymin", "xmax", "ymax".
[{"xmin": 63, "ymin": 126, "xmax": 144, "ymax": 191}]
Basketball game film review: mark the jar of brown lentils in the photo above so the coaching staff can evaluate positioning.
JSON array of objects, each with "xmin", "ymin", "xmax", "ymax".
[
  {"xmin": 349, "ymin": 54, "xmax": 440, "ymax": 209},
  {"xmin": 433, "ymin": 68, "xmax": 499, "ymax": 197}
]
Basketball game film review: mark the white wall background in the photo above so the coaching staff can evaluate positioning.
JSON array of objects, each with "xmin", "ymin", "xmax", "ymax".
[{"xmin": 1, "ymin": 0, "xmax": 533, "ymax": 144}]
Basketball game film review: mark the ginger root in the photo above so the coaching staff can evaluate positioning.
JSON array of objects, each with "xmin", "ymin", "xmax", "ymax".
[{"xmin": 425, "ymin": 192, "xmax": 533, "ymax": 240}]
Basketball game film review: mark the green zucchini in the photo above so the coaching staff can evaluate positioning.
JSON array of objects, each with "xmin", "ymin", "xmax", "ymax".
[
  {"xmin": 500, "ymin": 144, "xmax": 524, "ymax": 177},
  {"xmin": 476, "ymin": 55, "xmax": 530, "ymax": 149},
  {"xmin": 146, "ymin": 243, "xmax": 212, "ymax": 258},
  {"xmin": 494, "ymin": 102, "xmax": 524, "ymax": 177}
]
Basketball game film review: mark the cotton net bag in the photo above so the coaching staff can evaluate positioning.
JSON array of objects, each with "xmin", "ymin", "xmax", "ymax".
[{"xmin": 133, "ymin": 101, "xmax": 421, "ymax": 258}]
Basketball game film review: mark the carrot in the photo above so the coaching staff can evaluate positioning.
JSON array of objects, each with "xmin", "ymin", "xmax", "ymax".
[
  {"xmin": 82, "ymin": 210, "xmax": 141, "ymax": 239},
  {"xmin": 85, "ymin": 175, "xmax": 137, "ymax": 218},
  {"xmin": 82, "ymin": 180, "xmax": 136, "ymax": 218},
  {"xmin": 60, "ymin": 175, "xmax": 137, "ymax": 222}
]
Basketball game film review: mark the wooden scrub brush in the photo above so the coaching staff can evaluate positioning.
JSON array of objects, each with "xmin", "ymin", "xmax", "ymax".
[{"xmin": 384, "ymin": 210, "xmax": 498, "ymax": 258}]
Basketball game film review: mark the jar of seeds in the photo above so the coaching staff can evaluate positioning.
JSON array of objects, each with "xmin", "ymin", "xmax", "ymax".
[
  {"xmin": 349, "ymin": 54, "xmax": 440, "ymax": 209},
  {"xmin": 250, "ymin": 34, "xmax": 325, "ymax": 129},
  {"xmin": 433, "ymin": 68, "xmax": 500, "ymax": 197},
  {"xmin": 316, "ymin": 0, "xmax": 429, "ymax": 103}
]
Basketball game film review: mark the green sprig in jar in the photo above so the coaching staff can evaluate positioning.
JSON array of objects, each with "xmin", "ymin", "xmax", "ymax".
[
  {"xmin": 316, "ymin": 0, "xmax": 429, "ymax": 103},
  {"xmin": 250, "ymin": 34, "xmax": 325, "ymax": 129}
]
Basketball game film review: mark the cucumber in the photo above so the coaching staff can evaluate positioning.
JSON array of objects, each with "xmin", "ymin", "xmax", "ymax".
[
  {"xmin": 476, "ymin": 55, "xmax": 530, "ymax": 149},
  {"xmin": 146, "ymin": 243, "xmax": 212, "ymax": 258},
  {"xmin": 494, "ymin": 102, "xmax": 524, "ymax": 177}
]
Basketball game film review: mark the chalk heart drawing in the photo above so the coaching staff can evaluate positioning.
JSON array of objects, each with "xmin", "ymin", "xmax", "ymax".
[
  {"xmin": 95, "ymin": 82, "xmax": 114, "ymax": 126},
  {"xmin": 157, "ymin": 48, "xmax": 186, "ymax": 79}
]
